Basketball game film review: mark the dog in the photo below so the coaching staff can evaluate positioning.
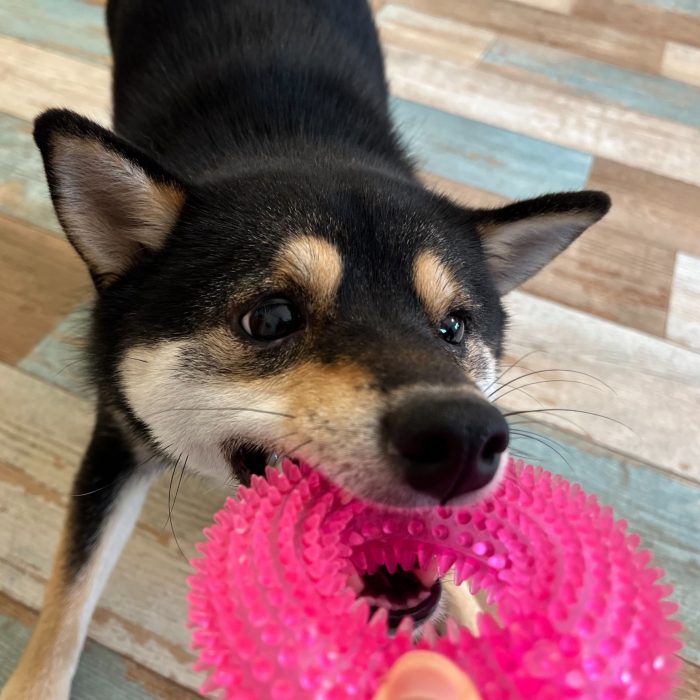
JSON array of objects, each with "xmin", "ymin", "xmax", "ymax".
[{"xmin": 1, "ymin": 0, "xmax": 609, "ymax": 697}]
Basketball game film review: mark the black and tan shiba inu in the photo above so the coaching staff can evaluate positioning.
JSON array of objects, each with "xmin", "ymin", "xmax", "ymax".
[{"xmin": 2, "ymin": 0, "xmax": 609, "ymax": 696}]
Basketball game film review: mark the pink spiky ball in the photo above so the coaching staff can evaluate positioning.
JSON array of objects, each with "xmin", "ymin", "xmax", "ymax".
[{"xmin": 188, "ymin": 459, "xmax": 682, "ymax": 699}]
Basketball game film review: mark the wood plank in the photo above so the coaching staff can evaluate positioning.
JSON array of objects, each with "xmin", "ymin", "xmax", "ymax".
[
  {"xmin": 662, "ymin": 42, "xmax": 700, "ymax": 87},
  {"xmin": 0, "ymin": 34, "xmax": 110, "ymax": 125},
  {"xmin": 502, "ymin": 290, "xmax": 700, "ymax": 482},
  {"xmin": 521, "ymin": 220, "xmax": 675, "ymax": 337},
  {"xmin": 510, "ymin": 0, "xmax": 575, "ymax": 12},
  {"xmin": 586, "ymin": 158, "xmax": 700, "ymax": 258},
  {"xmin": 381, "ymin": 41, "xmax": 700, "ymax": 188},
  {"xmin": 680, "ymin": 660, "xmax": 700, "ymax": 700},
  {"xmin": 0, "ymin": 363, "xmax": 221, "ymax": 692},
  {"xmin": 0, "ymin": 594, "xmax": 200, "ymax": 700},
  {"xmin": 572, "ymin": 0, "xmax": 700, "ymax": 49},
  {"xmin": 0, "ymin": 112, "xmax": 61, "ymax": 234},
  {"xmin": 0, "ymin": 216, "xmax": 90, "ymax": 364},
  {"xmin": 395, "ymin": 0, "xmax": 664, "ymax": 72},
  {"xmin": 377, "ymin": 5, "xmax": 495, "ymax": 65},
  {"xmin": 0, "ymin": 0, "xmax": 109, "ymax": 65},
  {"xmin": 633, "ymin": 0, "xmax": 700, "ymax": 15},
  {"xmin": 392, "ymin": 97, "xmax": 593, "ymax": 199},
  {"xmin": 19, "ymin": 303, "xmax": 93, "ymax": 397},
  {"xmin": 482, "ymin": 36, "xmax": 700, "ymax": 129},
  {"xmin": 0, "ymin": 361, "xmax": 697, "ymax": 677},
  {"xmin": 667, "ymin": 253, "xmax": 700, "ymax": 351}
]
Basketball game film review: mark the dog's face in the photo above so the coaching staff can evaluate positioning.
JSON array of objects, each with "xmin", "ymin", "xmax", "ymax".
[{"xmin": 36, "ymin": 111, "xmax": 609, "ymax": 510}]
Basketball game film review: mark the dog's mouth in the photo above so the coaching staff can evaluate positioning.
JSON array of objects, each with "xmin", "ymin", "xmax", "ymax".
[
  {"xmin": 226, "ymin": 442, "xmax": 275, "ymax": 483},
  {"xmin": 348, "ymin": 560, "xmax": 442, "ymax": 631}
]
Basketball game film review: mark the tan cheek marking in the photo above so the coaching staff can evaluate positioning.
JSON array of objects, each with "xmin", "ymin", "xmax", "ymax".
[
  {"xmin": 413, "ymin": 249, "xmax": 467, "ymax": 322},
  {"xmin": 273, "ymin": 234, "xmax": 343, "ymax": 311}
]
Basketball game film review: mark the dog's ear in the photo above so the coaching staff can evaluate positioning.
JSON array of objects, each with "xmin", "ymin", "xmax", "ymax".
[
  {"xmin": 34, "ymin": 109, "xmax": 185, "ymax": 289},
  {"xmin": 473, "ymin": 191, "xmax": 610, "ymax": 295}
]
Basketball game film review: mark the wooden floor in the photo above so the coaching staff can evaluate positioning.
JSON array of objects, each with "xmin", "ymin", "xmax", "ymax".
[{"xmin": 0, "ymin": 0, "xmax": 699, "ymax": 697}]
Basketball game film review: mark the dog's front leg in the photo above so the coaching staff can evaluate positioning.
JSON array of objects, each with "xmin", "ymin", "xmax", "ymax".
[{"xmin": 1, "ymin": 412, "xmax": 156, "ymax": 700}]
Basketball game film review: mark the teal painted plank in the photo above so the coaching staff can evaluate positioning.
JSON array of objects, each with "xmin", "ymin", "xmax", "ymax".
[
  {"xmin": 636, "ymin": 0, "xmax": 700, "ymax": 15},
  {"xmin": 391, "ymin": 97, "xmax": 593, "ymax": 199},
  {"xmin": 483, "ymin": 40, "xmax": 700, "ymax": 130},
  {"xmin": 0, "ymin": 614, "xmax": 160, "ymax": 699},
  {"xmin": 510, "ymin": 426, "xmax": 700, "ymax": 664},
  {"xmin": 0, "ymin": 113, "xmax": 61, "ymax": 235},
  {"xmin": 0, "ymin": 0, "xmax": 109, "ymax": 64},
  {"xmin": 19, "ymin": 304, "xmax": 93, "ymax": 397}
]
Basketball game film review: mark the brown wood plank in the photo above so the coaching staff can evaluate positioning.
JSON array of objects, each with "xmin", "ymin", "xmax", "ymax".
[
  {"xmin": 0, "ymin": 215, "xmax": 91, "ymax": 364},
  {"xmin": 573, "ymin": 0, "xmax": 700, "ymax": 50},
  {"xmin": 680, "ymin": 659, "xmax": 700, "ymax": 700},
  {"xmin": 396, "ymin": 0, "xmax": 664, "ymax": 72},
  {"xmin": 522, "ymin": 221, "xmax": 675, "ymax": 338},
  {"xmin": 586, "ymin": 158, "xmax": 700, "ymax": 258},
  {"xmin": 662, "ymin": 42, "xmax": 700, "ymax": 88}
]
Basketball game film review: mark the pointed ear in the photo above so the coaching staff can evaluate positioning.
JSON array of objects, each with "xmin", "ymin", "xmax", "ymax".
[
  {"xmin": 474, "ymin": 191, "xmax": 610, "ymax": 295},
  {"xmin": 34, "ymin": 109, "xmax": 185, "ymax": 289}
]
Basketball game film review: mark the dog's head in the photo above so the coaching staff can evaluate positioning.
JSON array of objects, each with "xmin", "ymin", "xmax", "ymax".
[{"xmin": 36, "ymin": 110, "xmax": 609, "ymax": 510}]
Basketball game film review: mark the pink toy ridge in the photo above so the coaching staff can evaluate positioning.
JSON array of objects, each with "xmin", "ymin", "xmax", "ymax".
[{"xmin": 188, "ymin": 458, "xmax": 683, "ymax": 700}]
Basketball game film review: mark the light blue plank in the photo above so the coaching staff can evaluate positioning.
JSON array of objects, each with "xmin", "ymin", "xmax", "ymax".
[
  {"xmin": 636, "ymin": 0, "xmax": 700, "ymax": 15},
  {"xmin": 0, "ymin": 613, "xmax": 163, "ymax": 699},
  {"xmin": 391, "ymin": 97, "xmax": 593, "ymax": 199},
  {"xmin": 0, "ymin": 0, "xmax": 109, "ymax": 64},
  {"xmin": 19, "ymin": 304, "xmax": 94, "ymax": 398},
  {"xmin": 0, "ymin": 113, "xmax": 61, "ymax": 235},
  {"xmin": 483, "ymin": 40, "xmax": 700, "ymax": 130},
  {"xmin": 510, "ymin": 427, "xmax": 700, "ymax": 664}
]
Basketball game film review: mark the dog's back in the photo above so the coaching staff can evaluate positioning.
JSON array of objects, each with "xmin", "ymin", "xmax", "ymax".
[{"xmin": 107, "ymin": 0, "xmax": 408, "ymax": 178}]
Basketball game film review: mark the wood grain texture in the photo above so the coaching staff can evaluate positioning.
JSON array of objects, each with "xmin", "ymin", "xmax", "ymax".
[
  {"xmin": 510, "ymin": 0, "xmax": 576, "ymax": 12},
  {"xmin": 662, "ymin": 42, "xmax": 700, "ymax": 87},
  {"xmin": 503, "ymin": 291, "xmax": 700, "ymax": 481},
  {"xmin": 679, "ymin": 660, "xmax": 700, "ymax": 700},
  {"xmin": 521, "ymin": 221, "xmax": 675, "ymax": 337},
  {"xmin": 0, "ymin": 34, "xmax": 110, "ymax": 124},
  {"xmin": 392, "ymin": 97, "xmax": 593, "ymax": 198},
  {"xmin": 586, "ymin": 158, "xmax": 700, "ymax": 258},
  {"xmin": 667, "ymin": 254, "xmax": 700, "ymax": 351},
  {"xmin": 0, "ymin": 112, "xmax": 61, "ymax": 234},
  {"xmin": 381, "ymin": 42, "xmax": 700, "ymax": 187},
  {"xmin": 0, "ymin": 595, "xmax": 200, "ymax": 700},
  {"xmin": 377, "ymin": 5, "xmax": 495, "ymax": 65},
  {"xmin": 0, "ymin": 363, "xmax": 221, "ymax": 692},
  {"xmin": 395, "ymin": 0, "xmax": 665, "ymax": 72},
  {"xmin": 572, "ymin": 0, "xmax": 700, "ymax": 49},
  {"xmin": 0, "ymin": 0, "xmax": 108, "ymax": 64},
  {"xmin": 0, "ymin": 216, "xmax": 90, "ymax": 364},
  {"xmin": 482, "ymin": 36, "xmax": 700, "ymax": 128}
]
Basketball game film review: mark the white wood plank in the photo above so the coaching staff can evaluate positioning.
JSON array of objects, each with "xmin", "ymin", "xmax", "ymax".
[
  {"xmin": 501, "ymin": 291, "xmax": 700, "ymax": 482},
  {"xmin": 381, "ymin": 42, "xmax": 700, "ymax": 187},
  {"xmin": 662, "ymin": 41, "xmax": 700, "ymax": 88},
  {"xmin": 0, "ymin": 34, "xmax": 110, "ymax": 125},
  {"xmin": 377, "ymin": 5, "xmax": 495, "ymax": 65},
  {"xmin": 0, "ymin": 363, "xmax": 225, "ymax": 692},
  {"xmin": 667, "ymin": 253, "xmax": 700, "ymax": 352}
]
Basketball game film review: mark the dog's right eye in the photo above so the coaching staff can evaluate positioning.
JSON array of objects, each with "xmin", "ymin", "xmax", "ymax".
[{"xmin": 240, "ymin": 297, "xmax": 304, "ymax": 341}]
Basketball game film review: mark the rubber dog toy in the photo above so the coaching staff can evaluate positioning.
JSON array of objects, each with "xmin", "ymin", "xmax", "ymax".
[{"xmin": 188, "ymin": 459, "xmax": 682, "ymax": 699}]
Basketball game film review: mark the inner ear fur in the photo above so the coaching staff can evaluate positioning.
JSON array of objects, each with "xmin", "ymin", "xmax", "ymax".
[
  {"xmin": 34, "ymin": 109, "xmax": 185, "ymax": 289},
  {"xmin": 473, "ymin": 191, "xmax": 611, "ymax": 295}
]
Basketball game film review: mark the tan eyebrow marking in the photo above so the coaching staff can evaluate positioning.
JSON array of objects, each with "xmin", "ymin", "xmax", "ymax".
[
  {"xmin": 413, "ymin": 249, "xmax": 467, "ymax": 322},
  {"xmin": 272, "ymin": 234, "xmax": 343, "ymax": 310}
]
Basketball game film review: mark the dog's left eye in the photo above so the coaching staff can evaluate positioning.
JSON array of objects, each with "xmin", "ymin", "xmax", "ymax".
[
  {"xmin": 240, "ymin": 297, "xmax": 304, "ymax": 341},
  {"xmin": 438, "ymin": 313, "xmax": 466, "ymax": 344}
]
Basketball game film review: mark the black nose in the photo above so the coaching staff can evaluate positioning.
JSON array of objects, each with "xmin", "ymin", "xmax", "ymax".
[{"xmin": 383, "ymin": 394, "xmax": 509, "ymax": 502}]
